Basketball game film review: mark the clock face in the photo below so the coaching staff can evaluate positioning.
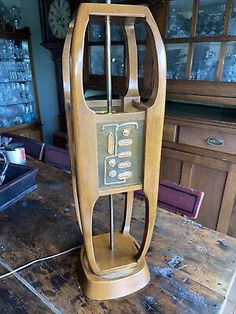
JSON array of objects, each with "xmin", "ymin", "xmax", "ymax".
[{"xmin": 48, "ymin": 0, "xmax": 71, "ymax": 39}]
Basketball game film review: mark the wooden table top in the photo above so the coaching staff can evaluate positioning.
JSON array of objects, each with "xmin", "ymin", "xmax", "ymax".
[{"xmin": 0, "ymin": 160, "xmax": 236, "ymax": 314}]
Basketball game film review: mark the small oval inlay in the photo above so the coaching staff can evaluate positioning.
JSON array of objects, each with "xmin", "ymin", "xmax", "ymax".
[
  {"xmin": 118, "ymin": 139, "xmax": 133, "ymax": 147},
  {"xmin": 117, "ymin": 151, "xmax": 132, "ymax": 158},
  {"xmin": 118, "ymin": 171, "xmax": 132, "ymax": 180},
  {"xmin": 118, "ymin": 161, "xmax": 131, "ymax": 169}
]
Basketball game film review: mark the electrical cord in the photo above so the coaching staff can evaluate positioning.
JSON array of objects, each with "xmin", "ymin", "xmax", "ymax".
[{"xmin": 0, "ymin": 245, "xmax": 81, "ymax": 280}]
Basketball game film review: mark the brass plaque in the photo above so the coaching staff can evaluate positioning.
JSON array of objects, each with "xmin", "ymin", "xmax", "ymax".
[{"xmin": 97, "ymin": 120, "xmax": 145, "ymax": 189}]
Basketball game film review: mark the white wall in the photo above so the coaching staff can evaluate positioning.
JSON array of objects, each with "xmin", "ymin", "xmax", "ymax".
[{"xmin": 2, "ymin": 0, "xmax": 59, "ymax": 143}]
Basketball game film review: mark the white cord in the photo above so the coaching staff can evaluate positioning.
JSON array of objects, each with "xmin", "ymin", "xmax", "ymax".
[{"xmin": 0, "ymin": 245, "xmax": 81, "ymax": 280}]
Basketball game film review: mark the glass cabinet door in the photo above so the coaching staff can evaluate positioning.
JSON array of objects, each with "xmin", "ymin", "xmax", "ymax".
[
  {"xmin": 166, "ymin": 0, "xmax": 194, "ymax": 38},
  {"xmin": 196, "ymin": 0, "xmax": 226, "ymax": 36},
  {"xmin": 164, "ymin": 0, "xmax": 236, "ymax": 86},
  {"xmin": 222, "ymin": 42, "xmax": 236, "ymax": 82},
  {"xmin": 166, "ymin": 43, "xmax": 189, "ymax": 79},
  {"xmin": 190, "ymin": 42, "xmax": 221, "ymax": 80},
  {"xmin": 0, "ymin": 37, "xmax": 37, "ymax": 128}
]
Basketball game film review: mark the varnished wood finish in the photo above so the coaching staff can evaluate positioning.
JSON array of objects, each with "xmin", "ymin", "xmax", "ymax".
[
  {"xmin": 64, "ymin": 3, "xmax": 166, "ymax": 299},
  {"xmin": 167, "ymin": 80, "xmax": 236, "ymax": 99},
  {"xmin": 228, "ymin": 197, "xmax": 236, "ymax": 238},
  {"xmin": 62, "ymin": 20, "xmax": 83, "ymax": 234},
  {"xmin": 124, "ymin": 18, "xmax": 139, "ymax": 100},
  {"xmin": 163, "ymin": 123, "xmax": 177, "ymax": 142},
  {"xmin": 0, "ymin": 121, "xmax": 42, "ymax": 141},
  {"xmin": 179, "ymin": 126, "xmax": 236, "ymax": 155},
  {"xmin": 162, "ymin": 111, "xmax": 236, "ymax": 236},
  {"xmin": 122, "ymin": 191, "xmax": 134, "ymax": 234},
  {"xmin": 167, "ymin": 93, "xmax": 236, "ymax": 106},
  {"xmin": 0, "ymin": 160, "xmax": 236, "ymax": 312},
  {"xmin": 161, "ymin": 147, "xmax": 230, "ymax": 230},
  {"xmin": 217, "ymin": 163, "xmax": 236, "ymax": 234}
]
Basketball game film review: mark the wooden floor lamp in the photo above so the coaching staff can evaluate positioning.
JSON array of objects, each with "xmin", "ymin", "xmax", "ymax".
[{"xmin": 63, "ymin": 3, "xmax": 166, "ymax": 300}]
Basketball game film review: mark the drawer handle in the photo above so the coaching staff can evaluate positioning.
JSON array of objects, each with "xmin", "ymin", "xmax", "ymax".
[{"xmin": 206, "ymin": 136, "xmax": 224, "ymax": 147}]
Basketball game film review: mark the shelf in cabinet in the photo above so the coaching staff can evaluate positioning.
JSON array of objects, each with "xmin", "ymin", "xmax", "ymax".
[
  {"xmin": 0, "ymin": 80, "xmax": 32, "ymax": 84},
  {"xmin": 0, "ymin": 57, "xmax": 30, "ymax": 61},
  {"xmin": 0, "ymin": 120, "xmax": 40, "ymax": 133},
  {"xmin": 0, "ymin": 100, "xmax": 34, "ymax": 107}
]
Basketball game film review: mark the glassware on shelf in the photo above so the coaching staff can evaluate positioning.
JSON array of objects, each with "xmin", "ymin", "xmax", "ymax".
[
  {"xmin": 0, "ymin": 2, "xmax": 8, "ymax": 29},
  {"xmin": 190, "ymin": 42, "xmax": 221, "ymax": 80},
  {"xmin": 166, "ymin": 43, "xmax": 188, "ymax": 80},
  {"xmin": 9, "ymin": 5, "xmax": 22, "ymax": 30},
  {"xmin": 166, "ymin": 0, "xmax": 193, "ymax": 38},
  {"xmin": 0, "ymin": 36, "xmax": 36, "ymax": 129},
  {"xmin": 0, "ymin": 103, "xmax": 25, "ymax": 127},
  {"xmin": 222, "ymin": 42, "xmax": 236, "ymax": 82},
  {"xmin": 196, "ymin": 0, "xmax": 226, "ymax": 36}
]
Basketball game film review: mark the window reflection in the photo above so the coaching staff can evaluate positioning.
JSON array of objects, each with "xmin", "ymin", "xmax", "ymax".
[
  {"xmin": 190, "ymin": 42, "xmax": 221, "ymax": 80},
  {"xmin": 222, "ymin": 42, "xmax": 236, "ymax": 82},
  {"xmin": 196, "ymin": 0, "xmax": 226, "ymax": 36},
  {"xmin": 166, "ymin": 43, "xmax": 188, "ymax": 79},
  {"xmin": 166, "ymin": 0, "xmax": 193, "ymax": 38}
]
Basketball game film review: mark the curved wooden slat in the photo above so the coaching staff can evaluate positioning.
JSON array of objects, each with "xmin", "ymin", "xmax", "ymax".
[
  {"xmin": 62, "ymin": 20, "xmax": 83, "ymax": 235},
  {"xmin": 136, "ymin": 9, "xmax": 166, "ymax": 262}
]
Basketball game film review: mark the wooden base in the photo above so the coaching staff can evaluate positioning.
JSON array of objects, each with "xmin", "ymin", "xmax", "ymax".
[{"xmin": 79, "ymin": 233, "xmax": 150, "ymax": 300}]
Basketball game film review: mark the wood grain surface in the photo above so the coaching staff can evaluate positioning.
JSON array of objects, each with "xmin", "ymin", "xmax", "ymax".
[{"xmin": 0, "ymin": 160, "xmax": 236, "ymax": 313}]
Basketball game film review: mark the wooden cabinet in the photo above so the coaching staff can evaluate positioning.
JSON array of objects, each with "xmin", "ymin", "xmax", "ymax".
[
  {"xmin": 154, "ymin": 0, "xmax": 236, "ymax": 236},
  {"xmin": 0, "ymin": 28, "xmax": 42, "ymax": 140},
  {"xmin": 161, "ymin": 103, "xmax": 236, "ymax": 237}
]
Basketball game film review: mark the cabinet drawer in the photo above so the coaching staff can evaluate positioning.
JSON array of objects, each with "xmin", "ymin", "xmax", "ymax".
[
  {"xmin": 179, "ymin": 126, "xmax": 236, "ymax": 154},
  {"xmin": 163, "ymin": 123, "xmax": 177, "ymax": 142}
]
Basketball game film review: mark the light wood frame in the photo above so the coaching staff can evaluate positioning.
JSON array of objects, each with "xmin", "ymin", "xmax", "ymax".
[{"xmin": 63, "ymin": 3, "xmax": 166, "ymax": 299}]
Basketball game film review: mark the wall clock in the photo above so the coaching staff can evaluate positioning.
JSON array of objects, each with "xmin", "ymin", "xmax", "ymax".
[
  {"xmin": 38, "ymin": 0, "xmax": 81, "ymax": 135},
  {"xmin": 38, "ymin": 0, "xmax": 78, "ymax": 49}
]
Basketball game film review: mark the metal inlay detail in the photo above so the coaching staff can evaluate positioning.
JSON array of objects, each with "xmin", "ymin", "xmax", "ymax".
[
  {"xmin": 109, "ymin": 170, "xmax": 117, "ymax": 178},
  {"xmin": 118, "ymin": 171, "xmax": 132, "ymax": 180},
  {"xmin": 118, "ymin": 161, "xmax": 131, "ymax": 169},
  {"xmin": 99, "ymin": 121, "xmax": 143, "ymax": 187},
  {"xmin": 122, "ymin": 129, "xmax": 130, "ymax": 137},
  {"xmin": 108, "ymin": 159, "xmax": 117, "ymax": 167},
  {"xmin": 107, "ymin": 132, "xmax": 115, "ymax": 155},
  {"xmin": 118, "ymin": 139, "xmax": 133, "ymax": 147},
  {"xmin": 117, "ymin": 151, "xmax": 132, "ymax": 159},
  {"xmin": 101, "ymin": 122, "xmax": 138, "ymax": 131}
]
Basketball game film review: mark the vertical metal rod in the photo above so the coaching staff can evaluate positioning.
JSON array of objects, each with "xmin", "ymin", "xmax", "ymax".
[
  {"xmin": 109, "ymin": 195, "xmax": 114, "ymax": 250},
  {"xmin": 106, "ymin": 2, "xmax": 112, "ymax": 113},
  {"xmin": 105, "ymin": 0, "xmax": 114, "ymax": 250}
]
